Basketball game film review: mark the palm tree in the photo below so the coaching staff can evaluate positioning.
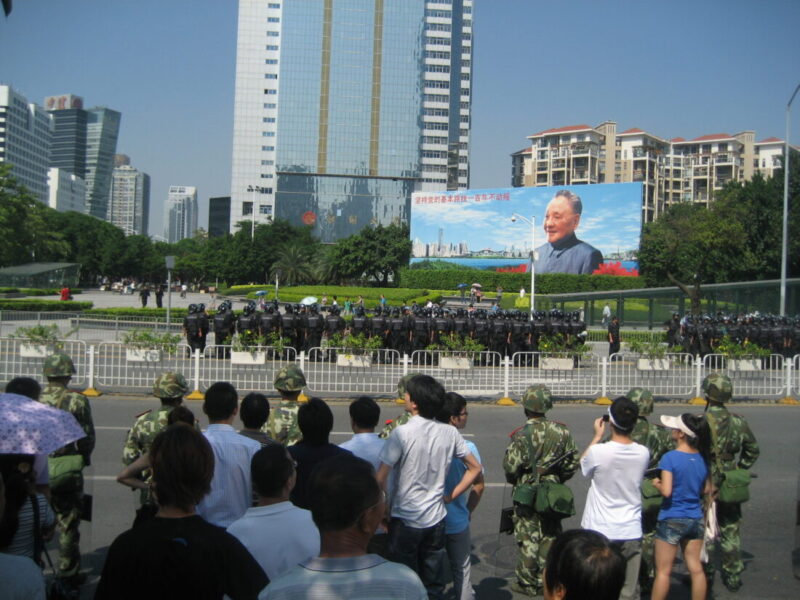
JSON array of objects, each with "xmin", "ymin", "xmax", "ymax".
[{"xmin": 270, "ymin": 243, "xmax": 314, "ymax": 286}]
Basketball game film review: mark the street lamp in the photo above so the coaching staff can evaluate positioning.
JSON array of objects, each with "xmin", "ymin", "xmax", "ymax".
[
  {"xmin": 274, "ymin": 267, "xmax": 282, "ymax": 302},
  {"xmin": 780, "ymin": 82, "xmax": 800, "ymax": 316},
  {"xmin": 511, "ymin": 213, "xmax": 536, "ymax": 320},
  {"xmin": 247, "ymin": 185, "xmax": 259, "ymax": 239},
  {"xmin": 165, "ymin": 255, "xmax": 175, "ymax": 330}
]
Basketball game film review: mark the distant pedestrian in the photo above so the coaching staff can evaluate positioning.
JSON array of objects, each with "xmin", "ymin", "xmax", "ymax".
[
  {"xmin": 602, "ymin": 303, "xmax": 612, "ymax": 326},
  {"xmin": 608, "ymin": 316, "xmax": 621, "ymax": 359},
  {"xmin": 139, "ymin": 286, "xmax": 150, "ymax": 308},
  {"xmin": 180, "ymin": 283, "xmax": 187, "ymax": 298},
  {"xmin": 155, "ymin": 285, "xmax": 164, "ymax": 308}
]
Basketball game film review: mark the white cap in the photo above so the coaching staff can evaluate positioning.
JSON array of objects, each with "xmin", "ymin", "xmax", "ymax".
[{"xmin": 660, "ymin": 414, "xmax": 695, "ymax": 438}]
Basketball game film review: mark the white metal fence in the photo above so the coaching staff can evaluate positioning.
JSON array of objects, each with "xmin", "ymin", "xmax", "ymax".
[
  {"xmin": 1, "ymin": 336, "xmax": 798, "ymax": 400},
  {"xmin": 0, "ymin": 338, "xmax": 87, "ymax": 386}
]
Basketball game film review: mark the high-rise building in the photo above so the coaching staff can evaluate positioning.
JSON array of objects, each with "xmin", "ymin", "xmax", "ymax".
[
  {"xmin": 164, "ymin": 186, "xmax": 198, "ymax": 243},
  {"xmin": 0, "ymin": 85, "xmax": 53, "ymax": 204},
  {"xmin": 48, "ymin": 168, "xmax": 86, "ymax": 212},
  {"xmin": 230, "ymin": 0, "xmax": 473, "ymax": 242},
  {"xmin": 208, "ymin": 196, "xmax": 231, "ymax": 237},
  {"xmin": 84, "ymin": 107, "xmax": 121, "ymax": 220},
  {"xmin": 45, "ymin": 94, "xmax": 87, "ymax": 178},
  {"xmin": 511, "ymin": 121, "xmax": 790, "ymax": 222},
  {"xmin": 109, "ymin": 159, "xmax": 150, "ymax": 236}
]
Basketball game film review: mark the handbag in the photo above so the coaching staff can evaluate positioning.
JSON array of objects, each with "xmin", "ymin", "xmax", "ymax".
[
  {"xmin": 533, "ymin": 481, "xmax": 576, "ymax": 519},
  {"xmin": 718, "ymin": 469, "xmax": 751, "ymax": 504},
  {"xmin": 48, "ymin": 454, "xmax": 85, "ymax": 494}
]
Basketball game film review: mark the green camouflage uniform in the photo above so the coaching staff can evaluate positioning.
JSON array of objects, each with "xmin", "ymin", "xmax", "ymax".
[
  {"xmin": 264, "ymin": 364, "xmax": 306, "ymax": 445},
  {"xmin": 502, "ymin": 385, "xmax": 579, "ymax": 595},
  {"xmin": 627, "ymin": 388, "xmax": 673, "ymax": 591},
  {"xmin": 122, "ymin": 406, "xmax": 175, "ymax": 504},
  {"xmin": 702, "ymin": 374, "xmax": 759, "ymax": 591},
  {"xmin": 378, "ymin": 372, "xmax": 421, "ymax": 439},
  {"xmin": 39, "ymin": 354, "xmax": 95, "ymax": 580}
]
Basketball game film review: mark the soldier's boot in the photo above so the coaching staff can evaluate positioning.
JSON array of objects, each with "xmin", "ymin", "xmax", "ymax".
[{"xmin": 510, "ymin": 580, "xmax": 541, "ymax": 597}]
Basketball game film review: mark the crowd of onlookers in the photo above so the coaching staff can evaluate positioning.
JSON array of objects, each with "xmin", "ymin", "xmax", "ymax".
[{"xmin": 0, "ymin": 351, "xmax": 759, "ymax": 599}]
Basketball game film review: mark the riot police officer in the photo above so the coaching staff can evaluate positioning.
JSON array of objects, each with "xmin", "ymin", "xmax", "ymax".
[
  {"xmin": 184, "ymin": 304, "xmax": 209, "ymax": 355},
  {"xmin": 212, "ymin": 300, "xmax": 235, "ymax": 357}
]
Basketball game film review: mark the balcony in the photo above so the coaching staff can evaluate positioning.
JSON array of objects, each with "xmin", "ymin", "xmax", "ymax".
[
  {"xmin": 572, "ymin": 170, "xmax": 589, "ymax": 179},
  {"xmin": 693, "ymin": 167, "xmax": 708, "ymax": 177}
]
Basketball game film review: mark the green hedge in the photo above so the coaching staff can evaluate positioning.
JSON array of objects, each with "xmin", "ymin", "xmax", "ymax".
[
  {"xmin": 226, "ymin": 285, "xmax": 431, "ymax": 306},
  {"xmin": 585, "ymin": 329, "xmax": 666, "ymax": 343},
  {"xmin": 83, "ymin": 308, "xmax": 189, "ymax": 318},
  {"xmin": 396, "ymin": 269, "xmax": 642, "ymax": 294},
  {"xmin": 0, "ymin": 300, "xmax": 93, "ymax": 311},
  {"xmin": 0, "ymin": 288, "xmax": 82, "ymax": 296}
]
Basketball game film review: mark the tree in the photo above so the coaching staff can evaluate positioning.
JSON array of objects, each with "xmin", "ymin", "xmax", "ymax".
[
  {"xmin": 270, "ymin": 243, "xmax": 315, "ymax": 286},
  {"xmin": 330, "ymin": 223, "xmax": 412, "ymax": 285},
  {"xmin": 638, "ymin": 203, "xmax": 758, "ymax": 314}
]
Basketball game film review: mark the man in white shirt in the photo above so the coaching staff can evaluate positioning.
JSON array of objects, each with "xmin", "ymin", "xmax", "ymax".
[
  {"xmin": 377, "ymin": 375, "xmax": 482, "ymax": 600},
  {"xmin": 580, "ymin": 396, "xmax": 650, "ymax": 600},
  {"xmin": 340, "ymin": 396, "xmax": 384, "ymax": 470},
  {"xmin": 196, "ymin": 382, "xmax": 261, "ymax": 528},
  {"xmin": 228, "ymin": 445, "xmax": 319, "ymax": 580}
]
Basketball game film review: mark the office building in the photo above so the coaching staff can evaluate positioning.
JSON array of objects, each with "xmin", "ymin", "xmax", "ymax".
[
  {"xmin": 230, "ymin": 0, "xmax": 473, "ymax": 241},
  {"xmin": 109, "ymin": 159, "xmax": 150, "ymax": 236},
  {"xmin": 48, "ymin": 168, "xmax": 87, "ymax": 212},
  {"xmin": 164, "ymin": 186, "xmax": 198, "ymax": 243},
  {"xmin": 511, "ymin": 121, "xmax": 790, "ymax": 222},
  {"xmin": 45, "ymin": 94, "xmax": 88, "ymax": 178},
  {"xmin": 208, "ymin": 196, "xmax": 231, "ymax": 237},
  {"xmin": 0, "ymin": 85, "xmax": 53, "ymax": 204},
  {"xmin": 84, "ymin": 107, "xmax": 121, "ymax": 220}
]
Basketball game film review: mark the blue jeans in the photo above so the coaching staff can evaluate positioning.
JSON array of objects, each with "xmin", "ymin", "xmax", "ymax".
[
  {"xmin": 656, "ymin": 517, "xmax": 704, "ymax": 545},
  {"xmin": 388, "ymin": 517, "xmax": 447, "ymax": 600}
]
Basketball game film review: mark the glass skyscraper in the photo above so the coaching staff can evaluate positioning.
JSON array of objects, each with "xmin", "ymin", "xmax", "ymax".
[
  {"xmin": 85, "ymin": 107, "xmax": 121, "ymax": 220},
  {"xmin": 230, "ymin": 0, "xmax": 473, "ymax": 242},
  {"xmin": 164, "ymin": 186, "xmax": 198, "ymax": 243}
]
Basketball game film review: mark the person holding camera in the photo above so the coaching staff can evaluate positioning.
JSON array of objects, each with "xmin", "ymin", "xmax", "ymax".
[
  {"xmin": 579, "ymin": 396, "xmax": 649, "ymax": 600},
  {"xmin": 503, "ymin": 385, "xmax": 579, "ymax": 597}
]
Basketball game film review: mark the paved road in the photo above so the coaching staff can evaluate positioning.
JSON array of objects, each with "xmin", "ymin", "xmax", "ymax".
[{"xmin": 43, "ymin": 393, "xmax": 799, "ymax": 599}]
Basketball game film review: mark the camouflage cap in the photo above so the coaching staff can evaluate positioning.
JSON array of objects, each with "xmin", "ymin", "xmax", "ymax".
[
  {"xmin": 396, "ymin": 372, "xmax": 423, "ymax": 398},
  {"xmin": 521, "ymin": 384, "xmax": 553, "ymax": 413},
  {"xmin": 626, "ymin": 387, "xmax": 654, "ymax": 416},
  {"xmin": 702, "ymin": 372, "xmax": 732, "ymax": 403},
  {"xmin": 153, "ymin": 372, "xmax": 189, "ymax": 399},
  {"xmin": 43, "ymin": 352, "xmax": 76, "ymax": 378},
  {"xmin": 273, "ymin": 364, "xmax": 306, "ymax": 392}
]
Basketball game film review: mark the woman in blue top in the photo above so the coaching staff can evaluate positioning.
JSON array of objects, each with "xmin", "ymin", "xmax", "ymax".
[{"xmin": 651, "ymin": 414, "xmax": 711, "ymax": 600}]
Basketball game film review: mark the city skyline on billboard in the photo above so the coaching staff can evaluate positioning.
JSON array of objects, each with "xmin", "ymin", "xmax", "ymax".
[{"xmin": 410, "ymin": 183, "xmax": 643, "ymax": 274}]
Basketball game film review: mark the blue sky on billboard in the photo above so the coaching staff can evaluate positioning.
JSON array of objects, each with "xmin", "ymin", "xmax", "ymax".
[{"xmin": 410, "ymin": 183, "xmax": 643, "ymax": 260}]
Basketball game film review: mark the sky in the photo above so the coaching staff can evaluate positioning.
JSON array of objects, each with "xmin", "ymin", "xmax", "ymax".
[
  {"xmin": 410, "ymin": 183, "xmax": 643, "ymax": 256},
  {"xmin": 1, "ymin": 0, "xmax": 799, "ymax": 237}
]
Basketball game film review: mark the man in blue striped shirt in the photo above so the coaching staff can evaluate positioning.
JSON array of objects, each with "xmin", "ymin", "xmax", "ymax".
[{"xmin": 197, "ymin": 382, "xmax": 261, "ymax": 528}]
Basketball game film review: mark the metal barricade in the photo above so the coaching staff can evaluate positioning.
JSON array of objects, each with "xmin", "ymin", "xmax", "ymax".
[
  {"xmin": 606, "ymin": 353, "xmax": 696, "ymax": 399},
  {"xmin": 304, "ymin": 347, "xmax": 403, "ymax": 395},
  {"xmin": 95, "ymin": 342, "xmax": 193, "ymax": 390},
  {"xmin": 794, "ymin": 355, "xmax": 800, "ymax": 398},
  {"xmin": 702, "ymin": 353, "xmax": 786, "ymax": 398},
  {"xmin": 408, "ymin": 350, "xmax": 504, "ymax": 396},
  {"xmin": 0, "ymin": 338, "xmax": 87, "ymax": 385},
  {"xmin": 0, "ymin": 311, "xmax": 82, "ymax": 339},
  {"xmin": 509, "ymin": 352, "xmax": 600, "ymax": 397},
  {"xmin": 200, "ymin": 345, "xmax": 298, "ymax": 392}
]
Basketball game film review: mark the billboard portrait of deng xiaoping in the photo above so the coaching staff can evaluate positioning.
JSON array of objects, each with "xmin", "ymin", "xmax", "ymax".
[{"xmin": 409, "ymin": 183, "xmax": 643, "ymax": 275}]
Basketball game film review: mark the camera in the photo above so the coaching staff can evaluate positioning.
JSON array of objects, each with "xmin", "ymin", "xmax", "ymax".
[{"xmin": 601, "ymin": 414, "xmax": 610, "ymax": 422}]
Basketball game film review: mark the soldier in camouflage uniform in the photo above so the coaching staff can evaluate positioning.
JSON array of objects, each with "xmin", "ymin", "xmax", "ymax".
[
  {"xmin": 121, "ymin": 372, "xmax": 189, "ymax": 525},
  {"xmin": 702, "ymin": 373, "xmax": 760, "ymax": 592},
  {"xmin": 39, "ymin": 352, "xmax": 95, "ymax": 591},
  {"xmin": 264, "ymin": 364, "xmax": 306, "ymax": 445},
  {"xmin": 378, "ymin": 372, "xmax": 422, "ymax": 439},
  {"xmin": 626, "ymin": 387, "xmax": 672, "ymax": 593},
  {"xmin": 502, "ymin": 385, "xmax": 579, "ymax": 596}
]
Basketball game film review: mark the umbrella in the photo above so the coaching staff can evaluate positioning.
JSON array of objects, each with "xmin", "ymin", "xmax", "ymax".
[
  {"xmin": 254, "ymin": 290, "xmax": 268, "ymax": 296},
  {"xmin": 0, "ymin": 393, "xmax": 85, "ymax": 455},
  {"xmin": 456, "ymin": 283, "xmax": 468, "ymax": 289},
  {"xmin": 471, "ymin": 283, "xmax": 482, "ymax": 288},
  {"xmin": 300, "ymin": 296, "xmax": 319, "ymax": 306}
]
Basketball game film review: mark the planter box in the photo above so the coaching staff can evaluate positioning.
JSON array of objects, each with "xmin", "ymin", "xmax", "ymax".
[
  {"xmin": 336, "ymin": 354, "xmax": 372, "ymax": 368},
  {"xmin": 230, "ymin": 351, "xmax": 267, "ymax": 365},
  {"xmin": 19, "ymin": 343, "xmax": 52, "ymax": 358},
  {"xmin": 729, "ymin": 358, "xmax": 761, "ymax": 372},
  {"xmin": 636, "ymin": 358, "xmax": 671, "ymax": 371},
  {"xmin": 541, "ymin": 357, "xmax": 574, "ymax": 370},
  {"xmin": 440, "ymin": 356, "xmax": 472, "ymax": 370},
  {"xmin": 126, "ymin": 348, "xmax": 162, "ymax": 363}
]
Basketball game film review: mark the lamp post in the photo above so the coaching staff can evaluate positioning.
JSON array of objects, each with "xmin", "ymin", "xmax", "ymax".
[
  {"xmin": 511, "ymin": 214, "xmax": 536, "ymax": 320},
  {"xmin": 274, "ymin": 268, "xmax": 282, "ymax": 302},
  {"xmin": 165, "ymin": 255, "xmax": 175, "ymax": 330},
  {"xmin": 247, "ymin": 185, "xmax": 258, "ymax": 239},
  {"xmin": 781, "ymin": 82, "xmax": 800, "ymax": 316}
]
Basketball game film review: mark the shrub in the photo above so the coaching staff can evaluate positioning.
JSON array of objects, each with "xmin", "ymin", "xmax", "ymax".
[{"xmin": 0, "ymin": 300, "xmax": 92, "ymax": 311}]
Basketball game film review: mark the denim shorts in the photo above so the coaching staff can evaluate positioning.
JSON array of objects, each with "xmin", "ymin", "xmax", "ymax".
[{"xmin": 655, "ymin": 517, "xmax": 704, "ymax": 545}]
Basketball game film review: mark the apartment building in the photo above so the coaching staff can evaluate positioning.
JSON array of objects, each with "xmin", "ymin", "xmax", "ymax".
[{"xmin": 512, "ymin": 121, "xmax": 787, "ymax": 222}]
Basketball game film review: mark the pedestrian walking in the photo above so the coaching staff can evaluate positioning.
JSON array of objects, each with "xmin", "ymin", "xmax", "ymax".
[
  {"xmin": 139, "ymin": 286, "xmax": 150, "ymax": 308},
  {"xmin": 155, "ymin": 285, "xmax": 164, "ymax": 308},
  {"xmin": 608, "ymin": 315, "xmax": 621, "ymax": 359}
]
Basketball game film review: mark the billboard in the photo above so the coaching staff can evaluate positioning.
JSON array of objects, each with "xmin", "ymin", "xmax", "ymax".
[{"xmin": 410, "ymin": 183, "xmax": 643, "ymax": 274}]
